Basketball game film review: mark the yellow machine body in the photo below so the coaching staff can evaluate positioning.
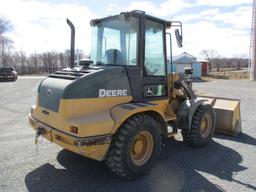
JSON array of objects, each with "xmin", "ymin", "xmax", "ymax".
[
  {"xmin": 29, "ymin": 95, "xmax": 172, "ymax": 161},
  {"xmin": 29, "ymin": 73, "xmax": 242, "ymax": 161}
]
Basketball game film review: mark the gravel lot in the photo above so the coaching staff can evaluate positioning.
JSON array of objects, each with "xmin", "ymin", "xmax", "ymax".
[{"xmin": 0, "ymin": 77, "xmax": 255, "ymax": 192}]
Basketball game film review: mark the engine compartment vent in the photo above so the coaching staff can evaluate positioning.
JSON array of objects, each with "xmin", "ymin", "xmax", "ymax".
[{"xmin": 48, "ymin": 67, "xmax": 101, "ymax": 80}]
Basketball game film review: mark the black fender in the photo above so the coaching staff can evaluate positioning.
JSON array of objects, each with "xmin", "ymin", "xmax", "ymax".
[{"xmin": 176, "ymin": 99, "xmax": 208, "ymax": 130}]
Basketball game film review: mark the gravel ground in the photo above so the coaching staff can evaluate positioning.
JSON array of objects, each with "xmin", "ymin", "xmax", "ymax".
[{"xmin": 0, "ymin": 77, "xmax": 255, "ymax": 192}]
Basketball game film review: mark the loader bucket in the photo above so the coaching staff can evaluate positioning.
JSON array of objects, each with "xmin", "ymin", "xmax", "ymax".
[{"xmin": 197, "ymin": 96, "xmax": 242, "ymax": 136}]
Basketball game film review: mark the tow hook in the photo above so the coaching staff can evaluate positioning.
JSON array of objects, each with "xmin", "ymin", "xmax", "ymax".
[
  {"xmin": 35, "ymin": 127, "xmax": 45, "ymax": 144},
  {"xmin": 34, "ymin": 127, "xmax": 46, "ymax": 154}
]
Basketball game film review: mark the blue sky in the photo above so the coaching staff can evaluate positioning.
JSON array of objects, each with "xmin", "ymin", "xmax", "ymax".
[{"xmin": 0, "ymin": 0, "xmax": 253, "ymax": 58}]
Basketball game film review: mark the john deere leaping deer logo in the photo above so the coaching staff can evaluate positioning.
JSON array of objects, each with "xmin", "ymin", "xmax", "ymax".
[{"xmin": 47, "ymin": 88, "xmax": 52, "ymax": 96}]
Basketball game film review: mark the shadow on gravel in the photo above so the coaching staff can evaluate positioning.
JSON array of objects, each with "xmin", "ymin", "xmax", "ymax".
[
  {"xmin": 0, "ymin": 80, "xmax": 15, "ymax": 83},
  {"xmin": 25, "ymin": 138, "xmax": 254, "ymax": 192},
  {"xmin": 214, "ymin": 133, "xmax": 256, "ymax": 147}
]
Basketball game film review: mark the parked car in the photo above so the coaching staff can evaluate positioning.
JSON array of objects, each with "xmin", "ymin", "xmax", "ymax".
[{"xmin": 0, "ymin": 66, "xmax": 18, "ymax": 81}]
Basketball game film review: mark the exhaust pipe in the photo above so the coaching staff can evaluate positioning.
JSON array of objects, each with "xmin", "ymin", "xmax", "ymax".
[{"xmin": 66, "ymin": 19, "xmax": 75, "ymax": 69}]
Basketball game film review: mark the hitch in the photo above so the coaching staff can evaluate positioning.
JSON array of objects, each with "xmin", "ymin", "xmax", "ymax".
[
  {"xmin": 34, "ymin": 127, "xmax": 46, "ymax": 144},
  {"xmin": 34, "ymin": 127, "xmax": 46, "ymax": 155}
]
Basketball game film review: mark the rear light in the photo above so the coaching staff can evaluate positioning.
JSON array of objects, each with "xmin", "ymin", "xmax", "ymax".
[
  {"xmin": 73, "ymin": 141, "xmax": 78, "ymax": 146},
  {"xmin": 70, "ymin": 126, "xmax": 78, "ymax": 134}
]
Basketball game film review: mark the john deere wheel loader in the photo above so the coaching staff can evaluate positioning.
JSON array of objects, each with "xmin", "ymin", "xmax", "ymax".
[{"xmin": 29, "ymin": 10, "xmax": 241, "ymax": 180}]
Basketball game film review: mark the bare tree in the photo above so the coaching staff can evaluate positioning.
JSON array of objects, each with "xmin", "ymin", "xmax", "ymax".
[
  {"xmin": 233, "ymin": 54, "xmax": 248, "ymax": 70},
  {"xmin": 200, "ymin": 49, "xmax": 220, "ymax": 72},
  {"xmin": 29, "ymin": 54, "xmax": 39, "ymax": 74},
  {"xmin": 0, "ymin": 18, "xmax": 82, "ymax": 75},
  {"xmin": 0, "ymin": 16, "xmax": 12, "ymax": 67}
]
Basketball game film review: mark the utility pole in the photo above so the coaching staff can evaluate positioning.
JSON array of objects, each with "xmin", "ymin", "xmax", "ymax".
[{"xmin": 250, "ymin": 0, "xmax": 256, "ymax": 80}]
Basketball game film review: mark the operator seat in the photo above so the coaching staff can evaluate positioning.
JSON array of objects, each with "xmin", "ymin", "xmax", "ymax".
[{"xmin": 105, "ymin": 49, "xmax": 125, "ymax": 65}]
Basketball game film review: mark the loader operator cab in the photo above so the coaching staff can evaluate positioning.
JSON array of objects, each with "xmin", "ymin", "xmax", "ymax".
[{"xmin": 90, "ymin": 10, "xmax": 183, "ymax": 102}]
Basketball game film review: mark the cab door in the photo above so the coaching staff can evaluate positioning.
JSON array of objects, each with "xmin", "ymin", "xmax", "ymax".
[{"xmin": 142, "ymin": 18, "xmax": 168, "ymax": 101}]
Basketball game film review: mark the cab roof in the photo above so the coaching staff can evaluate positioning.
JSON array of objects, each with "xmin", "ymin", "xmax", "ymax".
[{"xmin": 90, "ymin": 10, "xmax": 171, "ymax": 27}]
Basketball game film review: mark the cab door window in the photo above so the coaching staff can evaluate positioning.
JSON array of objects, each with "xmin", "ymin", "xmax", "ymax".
[{"xmin": 144, "ymin": 20, "xmax": 165, "ymax": 76}]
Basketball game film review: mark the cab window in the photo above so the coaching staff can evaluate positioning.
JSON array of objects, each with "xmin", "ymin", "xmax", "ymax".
[{"xmin": 144, "ymin": 20, "xmax": 165, "ymax": 76}]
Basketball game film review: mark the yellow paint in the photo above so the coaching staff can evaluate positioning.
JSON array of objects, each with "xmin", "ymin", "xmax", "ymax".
[
  {"xmin": 29, "ymin": 95, "xmax": 133, "ymax": 161},
  {"xmin": 110, "ymin": 99, "xmax": 170, "ymax": 134},
  {"xmin": 168, "ymin": 73, "xmax": 184, "ymax": 99},
  {"xmin": 29, "ymin": 114, "xmax": 109, "ymax": 160},
  {"xmin": 29, "ymin": 94, "xmax": 177, "ymax": 161},
  {"xmin": 32, "ymin": 95, "xmax": 132, "ymax": 138},
  {"xmin": 131, "ymin": 131, "xmax": 154, "ymax": 166},
  {"xmin": 60, "ymin": 96, "xmax": 133, "ymax": 119}
]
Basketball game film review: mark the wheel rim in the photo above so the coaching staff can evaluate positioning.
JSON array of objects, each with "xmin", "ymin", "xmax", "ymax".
[
  {"xmin": 200, "ymin": 113, "xmax": 212, "ymax": 138},
  {"xmin": 130, "ymin": 131, "xmax": 154, "ymax": 166}
]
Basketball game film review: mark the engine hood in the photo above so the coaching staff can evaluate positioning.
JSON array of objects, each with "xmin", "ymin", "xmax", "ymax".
[{"xmin": 38, "ymin": 65, "xmax": 132, "ymax": 112}]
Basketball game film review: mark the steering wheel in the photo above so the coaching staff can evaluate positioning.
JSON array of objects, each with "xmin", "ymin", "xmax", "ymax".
[
  {"xmin": 130, "ymin": 58, "xmax": 137, "ymax": 65},
  {"xmin": 144, "ymin": 59, "xmax": 156, "ymax": 75},
  {"xmin": 130, "ymin": 58, "xmax": 157, "ymax": 75}
]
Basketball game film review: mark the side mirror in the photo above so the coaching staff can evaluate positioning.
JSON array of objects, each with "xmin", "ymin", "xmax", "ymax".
[{"xmin": 175, "ymin": 29, "xmax": 183, "ymax": 48}]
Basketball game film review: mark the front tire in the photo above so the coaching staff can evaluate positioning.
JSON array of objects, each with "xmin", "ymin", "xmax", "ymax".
[
  {"xmin": 106, "ymin": 114, "xmax": 162, "ymax": 180},
  {"xmin": 182, "ymin": 104, "xmax": 216, "ymax": 147}
]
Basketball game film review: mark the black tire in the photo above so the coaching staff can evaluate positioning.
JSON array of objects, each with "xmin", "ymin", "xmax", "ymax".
[
  {"xmin": 106, "ymin": 114, "xmax": 162, "ymax": 180},
  {"xmin": 182, "ymin": 104, "xmax": 216, "ymax": 147}
]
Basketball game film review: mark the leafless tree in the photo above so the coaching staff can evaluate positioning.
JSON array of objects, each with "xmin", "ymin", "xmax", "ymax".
[
  {"xmin": 233, "ymin": 54, "xmax": 248, "ymax": 70},
  {"xmin": 0, "ymin": 16, "xmax": 13, "ymax": 67},
  {"xmin": 200, "ymin": 49, "xmax": 220, "ymax": 72}
]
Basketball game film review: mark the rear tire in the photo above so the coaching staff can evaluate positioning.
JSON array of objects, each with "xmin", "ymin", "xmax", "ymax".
[
  {"xmin": 182, "ymin": 104, "xmax": 216, "ymax": 147},
  {"xmin": 106, "ymin": 114, "xmax": 162, "ymax": 180}
]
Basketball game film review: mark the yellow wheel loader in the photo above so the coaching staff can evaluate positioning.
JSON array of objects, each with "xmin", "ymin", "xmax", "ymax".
[{"xmin": 28, "ymin": 10, "xmax": 241, "ymax": 180}]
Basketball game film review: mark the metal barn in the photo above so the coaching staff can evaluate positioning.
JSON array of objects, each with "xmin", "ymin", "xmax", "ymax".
[{"xmin": 168, "ymin": 52, "xmax": 202, "ymax": 78}]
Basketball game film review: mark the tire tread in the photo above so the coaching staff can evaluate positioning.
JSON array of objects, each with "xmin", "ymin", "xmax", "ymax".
[{"xmin": 106, "ymin": 114, "xmax": 162, "ymax": 180}]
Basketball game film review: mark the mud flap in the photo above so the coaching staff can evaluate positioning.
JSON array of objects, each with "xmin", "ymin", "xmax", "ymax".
[{"xmin": 197, "ymin": 96, "xmax": 242, "ymax": 136}]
